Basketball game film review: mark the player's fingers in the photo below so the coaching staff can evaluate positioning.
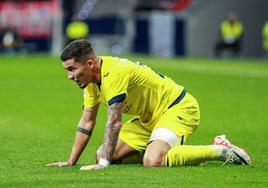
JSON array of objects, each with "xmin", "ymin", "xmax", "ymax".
[
  {"xmin": 46, "ymin": 162, "xmax": 66, "ymax": 167},
  {"xmin": 80, "ymin": 165, "xmax": 96, "ymax": 171},
  {"xmin": 46, "ymin": 163, "xmax": 57, "ymax": 166}
]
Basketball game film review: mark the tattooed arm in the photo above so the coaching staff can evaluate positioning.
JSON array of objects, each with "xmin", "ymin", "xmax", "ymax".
[
  {"xmin": 80, "ymin": 101, "xmax": 124, "ymax": 170},
  {"xmin": 100, "ymin": 101, "xmax": 124, "ymax": 160}
]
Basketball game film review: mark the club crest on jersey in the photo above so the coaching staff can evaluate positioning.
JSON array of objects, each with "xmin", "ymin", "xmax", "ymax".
[{"xmin": 104, "ymin": 72, "xmax": 109, "ymax": 77}]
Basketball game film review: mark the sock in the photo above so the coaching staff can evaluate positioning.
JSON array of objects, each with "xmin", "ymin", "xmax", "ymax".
[{"xmin": 165, "ymin": 145, "xmax": 227, "ymax": 167}]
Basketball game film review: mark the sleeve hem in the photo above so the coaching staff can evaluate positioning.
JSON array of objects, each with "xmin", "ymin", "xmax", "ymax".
[{"xmin": 108, "ymin": 93, "xmax": 126, "ymax": 106}]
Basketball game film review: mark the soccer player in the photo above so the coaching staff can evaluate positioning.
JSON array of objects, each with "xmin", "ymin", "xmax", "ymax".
[{"xmin": 47, "ymin": 40, "xmax": 252, "ymax": 170}]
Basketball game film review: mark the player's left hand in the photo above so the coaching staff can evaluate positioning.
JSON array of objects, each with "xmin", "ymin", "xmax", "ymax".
[{"xmin": 80, "ymin": 164, "xmax": 106, "ymax": 171}]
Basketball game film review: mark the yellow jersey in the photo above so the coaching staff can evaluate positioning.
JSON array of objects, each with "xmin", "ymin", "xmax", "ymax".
[{"xmin": 83, "ymin": 56, "xmax": 184, "ymax": 125}]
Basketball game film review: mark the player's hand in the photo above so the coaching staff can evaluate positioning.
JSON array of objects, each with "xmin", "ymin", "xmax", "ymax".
[
  {"xmin": 80, "ymin": 164, "xmax": 106, "ymax": 171},
  {"xmin": 46, "ymin": 161, "xmax": 73, "ymax": 167}
]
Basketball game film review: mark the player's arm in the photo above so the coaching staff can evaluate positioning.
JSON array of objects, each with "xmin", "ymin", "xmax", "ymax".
[
  {"xmin": 80, "ymin": 101, "xmax": 124, "ymax": 170},
  {"xmin": 99, "ymin": 101, "xmax": 124, "ymax": 165},
  {"xmin": 47, "ymin": 103, "xmax": 99, "ymax": 167},
  {"xmin": 68, "ymin": 103, "xmax": 100, "ymax": 165}
]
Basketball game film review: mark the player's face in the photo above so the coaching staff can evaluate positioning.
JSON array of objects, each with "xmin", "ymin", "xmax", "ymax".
[{"xmin": 62, "ymin": 59, "xmax": 92, "ymax": 89}]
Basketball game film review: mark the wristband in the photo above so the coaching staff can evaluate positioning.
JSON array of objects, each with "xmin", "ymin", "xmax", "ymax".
[{"xmin": 98, "ymin": 158, "xmax": 110, "ymax": 167}]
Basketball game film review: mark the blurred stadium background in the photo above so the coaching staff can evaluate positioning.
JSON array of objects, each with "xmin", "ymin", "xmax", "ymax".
[
  {"xmin": 1, "ymin": 1, "xmax": 268, "ymax": 187},
  {"xmin": 0, "ymin": 0, "xmax": 268, "ymax": 58}
]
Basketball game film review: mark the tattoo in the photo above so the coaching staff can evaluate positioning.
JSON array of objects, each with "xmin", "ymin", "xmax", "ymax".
[
  {"xmin": 100, "ymin": 102, "xmax": 124, "ymax": 161},
  {"xmin": 77, "ymin": 127, "xmax": 92, "ymax": 136}
]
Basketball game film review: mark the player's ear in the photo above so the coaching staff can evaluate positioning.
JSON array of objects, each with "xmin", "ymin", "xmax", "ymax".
[{"xmin": 86, "ymin": 59, "xmax": 94, "ymax": 68}]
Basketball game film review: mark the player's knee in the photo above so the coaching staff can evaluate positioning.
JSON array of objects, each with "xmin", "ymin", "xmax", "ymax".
[
  {"xmin": 143, "ymin": 140, "xmax": 170, "ymax": 167},
  {"xmin": 143, "ymin": 155, "xmax": 165, "ymax": 167}
]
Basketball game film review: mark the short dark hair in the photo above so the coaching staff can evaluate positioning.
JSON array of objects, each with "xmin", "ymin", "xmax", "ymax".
[{"xmin": 60, "ymin": 39, "xmax": 94, "ymax": 63}]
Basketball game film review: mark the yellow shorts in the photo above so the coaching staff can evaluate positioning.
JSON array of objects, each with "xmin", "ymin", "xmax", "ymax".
[{"xmin": 119, "ymin": 92, "xmax": 200, "ymax": 153}]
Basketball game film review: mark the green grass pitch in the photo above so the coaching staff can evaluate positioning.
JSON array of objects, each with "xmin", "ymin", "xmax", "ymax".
[{"xmin": 0, "ymin": 54, "xmax": 268, "ymax": 187}]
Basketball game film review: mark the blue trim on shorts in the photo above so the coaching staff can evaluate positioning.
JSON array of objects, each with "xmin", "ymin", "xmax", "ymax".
[
  {"xmin": 168, "ymin": 89, "xmax": 186, "ymax": 109},
  {"xmin": 108, "ymin": 93, "xmax": 126, "ymax": 106}
]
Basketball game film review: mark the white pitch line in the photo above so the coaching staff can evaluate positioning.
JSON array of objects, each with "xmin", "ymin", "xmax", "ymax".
[
  {"xmin": 178, "ymin": 64, "xmax": 268, "ymax": 78},
  {"xmin": 150, "ymin": 62, "xmax": 268, "ymax": 78}
]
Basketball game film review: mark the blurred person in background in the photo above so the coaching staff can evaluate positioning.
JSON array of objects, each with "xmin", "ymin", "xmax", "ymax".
[
  {"xmin": 0, "ymin": 27, "xmax": 23, "ymax": 55},
  {"xmin": 262, "ymin": 21, "xmax": 268, "ymax": 57},
  {"xmin": 47, "ymin": 39, "xmax": 252, "ymax": 170},
  {"xmin": 214, "ymin": 13, "xmax": 244, "ymax": 58},
  {"xmin": 66, "ymin": 15, "xmax": 89, "ymax": 45}
]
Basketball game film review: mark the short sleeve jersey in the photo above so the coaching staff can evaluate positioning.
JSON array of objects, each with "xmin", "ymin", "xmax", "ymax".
[{"xmin": 83, "ymin": 56, "xmax": 184, "ymax": 124}]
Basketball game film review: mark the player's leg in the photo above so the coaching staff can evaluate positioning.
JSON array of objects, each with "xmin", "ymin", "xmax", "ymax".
[
  {"xmin": 165, "ymin": 145, "xmax": 226, "ymax": 166},
  {"xmin": 166, "ymin": 135, "xmax": 253, "ymax": 166},
  {"xmin": 96, "ymin": 118, "xmax": 150, "ymax": 164},
  {"xmin": 143, "ymin": 128, "xmax": 225, "ymax": 167},
  {"xmin": 163, "ymin": 92, "xmax": 251, "ymax": 166},
  {"xmin": 167, "ymin": 92, "xmax": 229, "ymax": 166},
  {"xmin": 144, "ymin": 92, "xmax": 227, "ymax": 167}
]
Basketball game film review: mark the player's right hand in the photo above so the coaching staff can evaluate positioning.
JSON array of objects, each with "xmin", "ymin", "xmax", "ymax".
[{"xmin": 46, "ymin": 161, "xmax": 73, "ymax": 167}]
